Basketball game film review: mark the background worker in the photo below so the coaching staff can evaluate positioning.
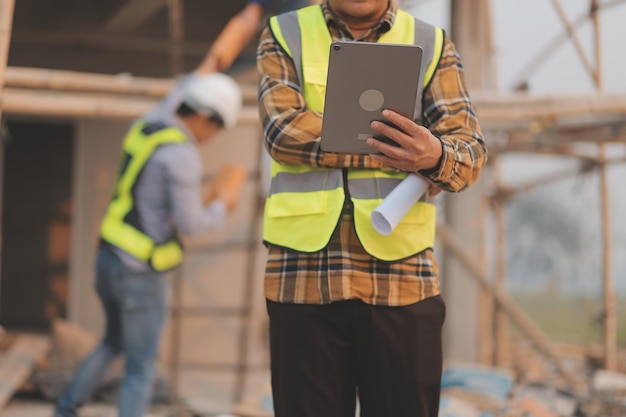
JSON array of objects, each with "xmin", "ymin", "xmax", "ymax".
[
  {"xmin": 54, "ymin": 73, "xmax": 246, "ymax": 417},
  {"xmin": 257, "ymin": 0, "xmax": 488, "ymax": 416}
]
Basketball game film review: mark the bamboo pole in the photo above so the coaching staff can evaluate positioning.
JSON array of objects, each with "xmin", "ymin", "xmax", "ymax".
[
  {"xmin": 509, "ymin": 0, "xmax": 626, "ymax": 90},
  {"xmin": 0, "ymin": 0, "xmax": 14, "ymax": 96},
  {"xmin": 471, "ymin": 92, "xmax": 626, "ymax": 124},
  {"xmin": 549, "ymin": 0, "xmax": 596, "ymax": 83},
  {"xmin": 599, "ymin": 144, "xmax": 617, "ymax": 371},
  {"xmin": 4, "ymin": 66, "xmax": 174, "ymax": 97},
  {"xmin": 233, "ymin": 141, "xmax": 264, "ymax": 404},
  {"xmin": 478, "ymin": 172, "xmax": 494, "ymax": 365},
  {"xmin": 2, "ymin": 66, "xmax": 625, "ymax": 122},
  {"xmin": 436, "ymin": 223, "xmax": 582, "ymax": 390},
  {"xmin": 11, "ymin": 29, "xmax": 210, "ymax": 57},
  {"xmin": 492, "ymin": 156, "xmax": 510, "ymax": 367},
  {"xmin": 0, "ymin": 0, "xmax": 16, "ymax": 319},
  {"xmin": 167, "ymin": 0, "xmax": 184, "ymax": 76},
  {"xmin": 166, "ymin": 2, "xmax": 185, "ymax": 408},
  {"xmin": 475, "ymin": 0, "xmax": 498, "ymax": 365},
  {"xmin": 0, "ymin": 87, "xmax": 260, "ymax": 123},
  {"xmin": 590, "ymin": 0, "xmax": 616, "ymax": 371},
  {"xmin": 591, "ymin": 0, "xmax": 603, "ymax": 91},
  {"xmin": 168, "ymin": 268, "xmax": 184, "ymax": 406},
  {"xmin": 3, "ymin": 66, "xmax": 259, "ymax": 102}
]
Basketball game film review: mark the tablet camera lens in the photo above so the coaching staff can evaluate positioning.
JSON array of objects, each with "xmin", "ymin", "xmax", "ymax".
[{"xmin": 333, "ymin": 44, "xmax": 341, "ymax": 51}]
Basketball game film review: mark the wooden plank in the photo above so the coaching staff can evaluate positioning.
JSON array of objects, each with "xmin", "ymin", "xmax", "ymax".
[
  {"xmin": 103, "ymin": 0, "xmax": 167, "ymax": 34},
  {"xmin": 0, "ymin": 333, "xmax": 51, "ymax": 409},
  {"xmin": 4, "ymin": 66, "xmax": 258, "ymax": 101},
  {"xmin": 0, "ymin": 87, "xmax": 260, "ymax": 123},
  {"xmin": 436, "ymin": 223, "xmax": 583, "ymax": 391},
  {"xmin": 3, "ymin": 66, "xmax": 626, "ymax": 126},
  {"xmin": 4, "ymin": 66, "xmax": 173, "ymax": 97},
  {"xmin": 0, "ymin": 0, "xmax": 15, "ymax": 89},
  {"xmin": 11, "ymin": 30, "xmax": 210, "ymax": 56},
  {"xmin": 0, "ymin": 0, "xmax": 16, "ymax": 317},
  {"xmin": 599, "ymin": 143, "xmax": 617, "ymax": 370}
]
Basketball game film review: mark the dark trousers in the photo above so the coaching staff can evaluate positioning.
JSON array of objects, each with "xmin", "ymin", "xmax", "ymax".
[{"xmin": 267, "ymin": 296, "xmax": 446, "ymax": 417}]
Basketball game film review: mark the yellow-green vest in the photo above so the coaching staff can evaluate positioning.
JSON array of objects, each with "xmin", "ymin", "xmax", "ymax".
[
  {"xmin": 100, "ymin": 122, "xmax": 187, "ymax": 272},
  {"xmin": 264, "ymin": 5, "xmax": 444, "ymax": 262}
]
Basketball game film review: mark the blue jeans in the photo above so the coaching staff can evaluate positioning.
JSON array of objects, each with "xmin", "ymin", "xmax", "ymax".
[{"xmin": 55, "ymin": 247, "xmax": 168, "ymax": 417}]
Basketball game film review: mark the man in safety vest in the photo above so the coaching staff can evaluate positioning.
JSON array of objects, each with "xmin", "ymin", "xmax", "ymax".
[
  {"xmin": 54, "ymin": 73, "xmax": 245, "ymax": 417},
  {"xmin": 257, "ymin": 0, "xmax": 487, "ymax": 416}
]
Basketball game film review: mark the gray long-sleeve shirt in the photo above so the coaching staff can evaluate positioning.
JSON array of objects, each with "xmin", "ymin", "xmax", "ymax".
[{"xmin": 113, "ymin": 81, "xmax": 228, "ymax": 271}]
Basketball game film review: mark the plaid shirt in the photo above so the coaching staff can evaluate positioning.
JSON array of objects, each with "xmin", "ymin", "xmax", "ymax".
[{"xmin": 257, "ymin": 1, "xmax": 487, "ymax": 306}]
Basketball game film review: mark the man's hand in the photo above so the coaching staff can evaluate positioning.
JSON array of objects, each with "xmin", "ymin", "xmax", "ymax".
[
  {"xmin": 366, "ymin": 109, "xmax": 443, "ymax": 172},
  {"xmin": 207, "ymin": 164, "xmax": 247, "ymax": 212}
]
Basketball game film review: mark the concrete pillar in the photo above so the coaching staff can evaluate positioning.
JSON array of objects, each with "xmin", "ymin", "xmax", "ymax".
[{"xmin": 442, "ymin": 0, "xmax": 496, "ymax": 363}]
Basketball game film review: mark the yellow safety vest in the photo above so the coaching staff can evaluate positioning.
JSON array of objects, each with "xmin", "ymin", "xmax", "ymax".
[
  {"xmin": 264, "ymin": 5, "xmax": 444, "ymax": 261},
  {"xmin": 100, "ymin": 122, "xmax": 187, "ymax": 272}
]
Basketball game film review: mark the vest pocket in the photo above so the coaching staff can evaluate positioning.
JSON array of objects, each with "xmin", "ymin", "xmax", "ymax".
[
  {"xmin": 400, "ymin": 202, "xmax": 434, "ymax": 225},
  {"xmin": 303, "ymin": 63, "xmax": 328, "ymax": 110},
  {"xmin": 266, "ymin": 191, "xmax": 328, "ymax": 218}
]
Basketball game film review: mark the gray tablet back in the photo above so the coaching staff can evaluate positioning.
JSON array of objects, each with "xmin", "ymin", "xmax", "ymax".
[{"xmin": 320, "ymin": 40, "xmax": 423, "ymax": 154}]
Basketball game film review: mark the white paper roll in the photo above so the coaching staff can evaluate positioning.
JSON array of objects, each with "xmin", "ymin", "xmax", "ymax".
[{"xmin": 371, "ymin": 174, "xmax": 429, "ymax": 235}]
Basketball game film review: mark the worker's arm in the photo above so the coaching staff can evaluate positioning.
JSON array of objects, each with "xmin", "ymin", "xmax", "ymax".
[
  {"xmin": 161, "ymin": 144, "xmax": 230, "ymax": 235},
  {"xmin": 196, "ymin": 2, "xmax": 265, "ymax": 74},
  {"xmin": 257, "ymin": 26, "xmax": 385, "ymax": 170},
  {"xmin": 368, "ymin": 36, "xmax": 487, "ymax": 192},
  {"xmin": 203, "ymin": 164, "xmax": 247, "ymax": 212}
]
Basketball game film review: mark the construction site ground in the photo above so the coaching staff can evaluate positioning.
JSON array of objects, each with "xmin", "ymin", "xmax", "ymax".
[{"xmin": 1, "ymin": 327, "xmax": 626, "ymax": 417}]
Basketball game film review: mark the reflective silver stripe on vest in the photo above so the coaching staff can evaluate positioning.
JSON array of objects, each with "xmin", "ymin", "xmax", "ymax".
[
  {"xmin": 348, "ymin": 177, "xmax": 404, "ymax": 199},
  {"xmin": 414, "ymin": 18, "xmax": 436, "ymax": 123},
  {"xmin": 274, "ymin": 11, "xmax": 304, "ymax": 89},
  {"xmin": 269, "ymin": 170, "xmax": 343, "ymax": 194},
  {"xmin": 275, "ymin": 9, "xmax": 437, "ymax": 124},
  {"xmin": 349, "ymin": 176, "xmax": 435, "ymax": 202}
]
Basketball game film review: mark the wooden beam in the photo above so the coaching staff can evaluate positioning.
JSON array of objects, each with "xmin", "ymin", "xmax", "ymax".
[
  {"xmin": 436, "ymin": 223, "xmax": 582, "ymax": 390},
  {"xmin": 11, "ymin": 30, "xmax": 210, "ymax": 57},
  {"xmin": 492, "ymin": 156, "xmax": 510, "ymax": 367},
  {"xmin": 0, "ymin": 0, "xmax": 14, "ymax": 91},
  {"xmin": 2, "ymin": 66, "xmax": 625, "ymax": 125},
  {"xmin": 3, "ymin": 67, "xmax": 258, "ymax": 104},
  {"xmin": 508, "ymin": 0, "xmax": 626, "ymax": 90},
  {"xmin": 549, "ymin": 0, "xmax": 596, "ymax": 83},
  {"xmin": 167, "ymin": 0, "xmax": 184, "ymax": 76},
  {"xmin": 599, "ymin": 143, "xmax": 617, "ymax": 371},
  {"xmin": 0, "ymin": 87, "xmax": 158, "ymax": 119},
  {"xmin": 103, "ymin": 0, "xmax": 167, "ymax": 33},
  {"xmin": 502, "ymin": 122, "xmax": 626, "ymax": 148},
  {"xmin": 0, "ymin": 333, "xmax": 51, "ymax": 408},
  {"xmin": 473, "ymin": 92, "xmax": 626, "ymax": 125},
  {"xmin": 4, "ymin": 66, "xmax": 173, "ymax": 97},
  {"xmin": 0, "ymin": 87, "xmax": 260, "ymax": 123},
  {"xmin": 0, "ymin": 0, "xmax": 16, "ymax": 316}
]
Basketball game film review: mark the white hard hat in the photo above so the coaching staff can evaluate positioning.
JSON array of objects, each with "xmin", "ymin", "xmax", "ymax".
[{"xmin": 181, "ymin": 73, "xmax": 242, "ymax": 128}]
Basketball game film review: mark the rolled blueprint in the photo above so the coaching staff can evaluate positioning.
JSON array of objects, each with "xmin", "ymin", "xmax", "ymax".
[{"xmin": 371, "ymin": 174, "xmax": 429, "ymax": 235}]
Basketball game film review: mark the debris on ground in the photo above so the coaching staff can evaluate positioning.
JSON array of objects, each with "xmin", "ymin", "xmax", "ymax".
[{"xmin": 3, "ymin": 325, "xmax": 626, "ymax": 417}]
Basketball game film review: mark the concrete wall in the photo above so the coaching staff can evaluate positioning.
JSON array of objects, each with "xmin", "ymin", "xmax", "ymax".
[{"xmin": 70, "ymin": 118, "xmax": 127, "ymax": 332}]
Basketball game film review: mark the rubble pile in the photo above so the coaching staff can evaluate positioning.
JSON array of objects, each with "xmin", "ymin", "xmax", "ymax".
[{"xmin": 439, "ymin": 340, "xmax": 626, "ymax": 417}]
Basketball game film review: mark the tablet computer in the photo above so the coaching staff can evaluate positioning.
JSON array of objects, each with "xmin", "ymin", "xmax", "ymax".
[{"xmin": 320, "ymin": 40, "xmax": 423, "ymax": 154}]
